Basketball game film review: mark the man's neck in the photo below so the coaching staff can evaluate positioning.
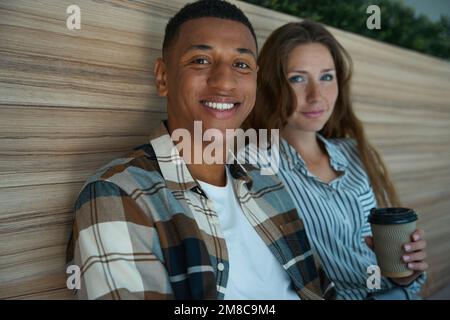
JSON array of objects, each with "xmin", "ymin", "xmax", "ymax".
[
  {"xmin": 166, "ymin": 119, "xmax": 229, "ymax": 187},
  {"xmin": 188, "ymin": 138, "xmax": 229, "ymax": 186},
  {"xmin": 188, "ymin": 162, "xmax": 227, "ymax": 187}
]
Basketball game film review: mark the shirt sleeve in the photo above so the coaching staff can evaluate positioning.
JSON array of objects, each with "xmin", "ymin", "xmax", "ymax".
[
  {"xmin": 401, "ymin": 272, "xmax": 428, "ymax": 298},
  {"xmin": 66, "ymin": 180, "xmax": 174, "ymax": 300}
]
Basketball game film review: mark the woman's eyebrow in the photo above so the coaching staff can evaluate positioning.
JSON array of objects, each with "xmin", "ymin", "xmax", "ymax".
[
  {"xmin": 288, "ymin": 68, "xmax": 336, "ymax": 73},
  {"xmin": 288, "ymin": 69, "xmax": 308, "ymax": 74}
]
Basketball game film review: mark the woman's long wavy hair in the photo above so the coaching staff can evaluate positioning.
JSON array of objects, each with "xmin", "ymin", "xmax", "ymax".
[{"xmin": 244, "ymin": 20, "xmax": 400, "ymax": 207}]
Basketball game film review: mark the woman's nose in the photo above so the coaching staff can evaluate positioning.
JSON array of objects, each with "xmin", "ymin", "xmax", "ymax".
[{"xmin": 306, "ymin": 81, "xmax": 322, "ymax": 102}]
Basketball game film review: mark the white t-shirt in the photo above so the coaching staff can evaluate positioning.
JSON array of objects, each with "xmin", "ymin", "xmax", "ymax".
[{"xmin": 197, "ymin": 167, "xmax": 300, "ymax": 300}]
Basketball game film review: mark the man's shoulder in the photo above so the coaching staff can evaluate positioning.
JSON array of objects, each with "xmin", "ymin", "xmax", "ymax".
[{"xmin": 81, "ymin": 142, "xmax": 164, "ymax": 196}]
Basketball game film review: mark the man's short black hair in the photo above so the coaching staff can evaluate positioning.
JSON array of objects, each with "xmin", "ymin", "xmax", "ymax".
[{"xmin": 162, "ymin": 0, "xmax": 258, "ymax": 57}]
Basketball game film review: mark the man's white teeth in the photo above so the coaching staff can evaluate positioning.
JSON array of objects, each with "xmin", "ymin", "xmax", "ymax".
[{"xmin": 204, "ymin": 101, "xmax": 235, "ymax": 110}]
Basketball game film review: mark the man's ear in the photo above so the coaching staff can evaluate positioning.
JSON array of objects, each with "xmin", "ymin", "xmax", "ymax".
[{"xmin": 154, "ymin": 57, "xmax": 168, "ymax": 97}]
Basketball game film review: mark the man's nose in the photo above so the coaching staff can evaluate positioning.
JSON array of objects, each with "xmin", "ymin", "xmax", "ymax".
[{"xmin": 207, "ymin": 62, "xmax": 238, "ymax": 92}]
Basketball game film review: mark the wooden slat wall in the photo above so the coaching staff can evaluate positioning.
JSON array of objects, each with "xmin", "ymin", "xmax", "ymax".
[{"xmin": 0, "ymin": 0, "xmax": 449, "ymax": 299}]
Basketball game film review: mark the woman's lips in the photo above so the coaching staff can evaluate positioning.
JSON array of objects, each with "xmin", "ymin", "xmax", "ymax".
[{"xmin": 301, "ymin": 110, "xmax": 324, "ymax": 119}]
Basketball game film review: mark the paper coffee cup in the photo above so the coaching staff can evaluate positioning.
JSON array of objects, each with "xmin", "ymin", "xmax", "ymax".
[{"xmin": 368, "ymin": 207, "xmax": 418, "ymax": 278}]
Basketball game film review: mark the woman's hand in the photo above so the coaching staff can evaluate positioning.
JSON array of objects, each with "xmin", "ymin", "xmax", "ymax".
[{"xmin": 364, "ymin": 229, "xmax": 428, "ymax": 286}]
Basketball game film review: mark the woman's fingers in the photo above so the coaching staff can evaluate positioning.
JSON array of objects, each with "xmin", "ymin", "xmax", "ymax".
[
  {"xmin": 403, "ymin": 250, "xmax": 427, "ymax": 263},
  {"xmin": 404, "ymin": 239, "xmax": 427, "ymax": 252},
  {"xmin": 406, "ymin": 261, "xmax": 429, "ymax": 271},
  {"xmin": 411, "ymin": 229, "xmax": 425, "ymax": 241},
  {"xmin": 364, "ymin": 236, "xmax": 374, "ymax": 250}
]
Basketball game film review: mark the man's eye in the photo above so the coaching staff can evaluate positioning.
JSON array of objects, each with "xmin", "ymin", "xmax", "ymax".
[
  {"xmin": 321, "ymin": 74, "xmax": 334, "ymax": 81},
  {"xmin": 192, "ymin": 58, "xmax": 210, "ymax": 65},
  {"xmin": 288, "ymin": 75, "xmax": 305, "ymax": 83},
  {"xmin": 234, "ymin": 61, "xmax": 250, "ymax": 69}
]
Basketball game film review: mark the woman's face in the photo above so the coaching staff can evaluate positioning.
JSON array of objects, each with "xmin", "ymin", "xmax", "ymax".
[{"xmin": 284, "ymin": 43, "xmax": 338, "ymax": 133}]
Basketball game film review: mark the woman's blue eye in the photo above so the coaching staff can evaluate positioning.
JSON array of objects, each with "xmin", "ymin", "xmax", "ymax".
[
  {"xmin": 321, "ymin": 74, "xmax": 334, "ymax": 81},
  {"xmin": 288, "ymin": 75, "xmax": 305, "ymax": 83}
]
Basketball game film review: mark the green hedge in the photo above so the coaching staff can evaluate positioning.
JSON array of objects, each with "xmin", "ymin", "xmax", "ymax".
[{"xmin": 243, "ymin": 0, "xmax": 450, "ymax": 61}]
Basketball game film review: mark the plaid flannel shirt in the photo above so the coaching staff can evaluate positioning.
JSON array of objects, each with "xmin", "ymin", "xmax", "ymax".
[{"xmin": 66, "ymin": 121, "xmax": 335, "ymax": 300}]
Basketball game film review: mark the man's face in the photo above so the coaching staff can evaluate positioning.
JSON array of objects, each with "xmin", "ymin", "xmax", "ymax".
[{"xmin": 155, "ymin": 17, "xmax": 258, "ymax": 136}]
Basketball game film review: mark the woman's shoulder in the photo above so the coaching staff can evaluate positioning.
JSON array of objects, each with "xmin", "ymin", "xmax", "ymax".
[
  {"xmin": 325, "ymin": 137, "xmax": 358, "ymax": 156},
  {"xmin": 324, "ymin": 137, "xmax": 365, "ymax": 168},
  {"xmin": 326, "ymin": 137, "xmax": 357, "ymax": 149}
]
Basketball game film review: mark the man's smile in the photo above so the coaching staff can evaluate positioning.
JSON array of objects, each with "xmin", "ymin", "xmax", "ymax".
[
  {"xmin": 198, "ymin": 96, "xmax": 242, "ymax": 119},
  {"xmin": 200, "ymin": 96, "xmax": 242, "ymax": 112},
  {"xmin": 200, "ymin": 100, "xmax": 241, "ymax": 111},
  {"xmin": 202, "ymin": 101, "xmax": 236, "ymax": 110}
]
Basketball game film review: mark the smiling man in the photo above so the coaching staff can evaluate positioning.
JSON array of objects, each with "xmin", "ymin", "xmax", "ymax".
[
  {"xmin": 154, "ymin": 8, "xmax": 258, "ymax": 186},
  {"xmin": 66, "ymin": 0, "xmax": 334, "ymax": 300}
]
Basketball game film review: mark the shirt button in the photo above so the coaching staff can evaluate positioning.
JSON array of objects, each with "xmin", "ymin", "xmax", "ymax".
[{"xmin": 217, "ymin": 263, "xmax": 225, "ymax": 271}]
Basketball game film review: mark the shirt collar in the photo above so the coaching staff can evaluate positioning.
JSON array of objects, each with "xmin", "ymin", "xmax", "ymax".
[
  {"xmin": 149, "ymin": 121, "xmax": 253, "ymax": 191},
  {"xmin": 317, "ymin": 134, "xmax": 349, "ymax": 171},
  {"xmin": 280, "ymin": 133, "xmax": 348, "ymax": 172}
]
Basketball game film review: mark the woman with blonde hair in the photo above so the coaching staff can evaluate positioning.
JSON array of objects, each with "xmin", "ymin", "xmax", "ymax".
[{"xmin": 245, "ymin": 20, "xmax": 428, "ymax": 299}]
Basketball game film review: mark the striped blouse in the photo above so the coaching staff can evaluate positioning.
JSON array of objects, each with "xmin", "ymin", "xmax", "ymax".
[{"xmin": 276, "ymin": 135, "xmax": 425, "ymax": 299}]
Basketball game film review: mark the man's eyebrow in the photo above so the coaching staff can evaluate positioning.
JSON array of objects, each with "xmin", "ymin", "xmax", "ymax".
[
  {"xmin": 184, "ymin": 44, "xmax": 213, "ymax": 53},
  {"xmin": 236, "ymin": 47, "xmax": 256, "ymax": 59},
  {"xmin": 184, "ymin": 44, "xmax": 256, "ymax": 59}
]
